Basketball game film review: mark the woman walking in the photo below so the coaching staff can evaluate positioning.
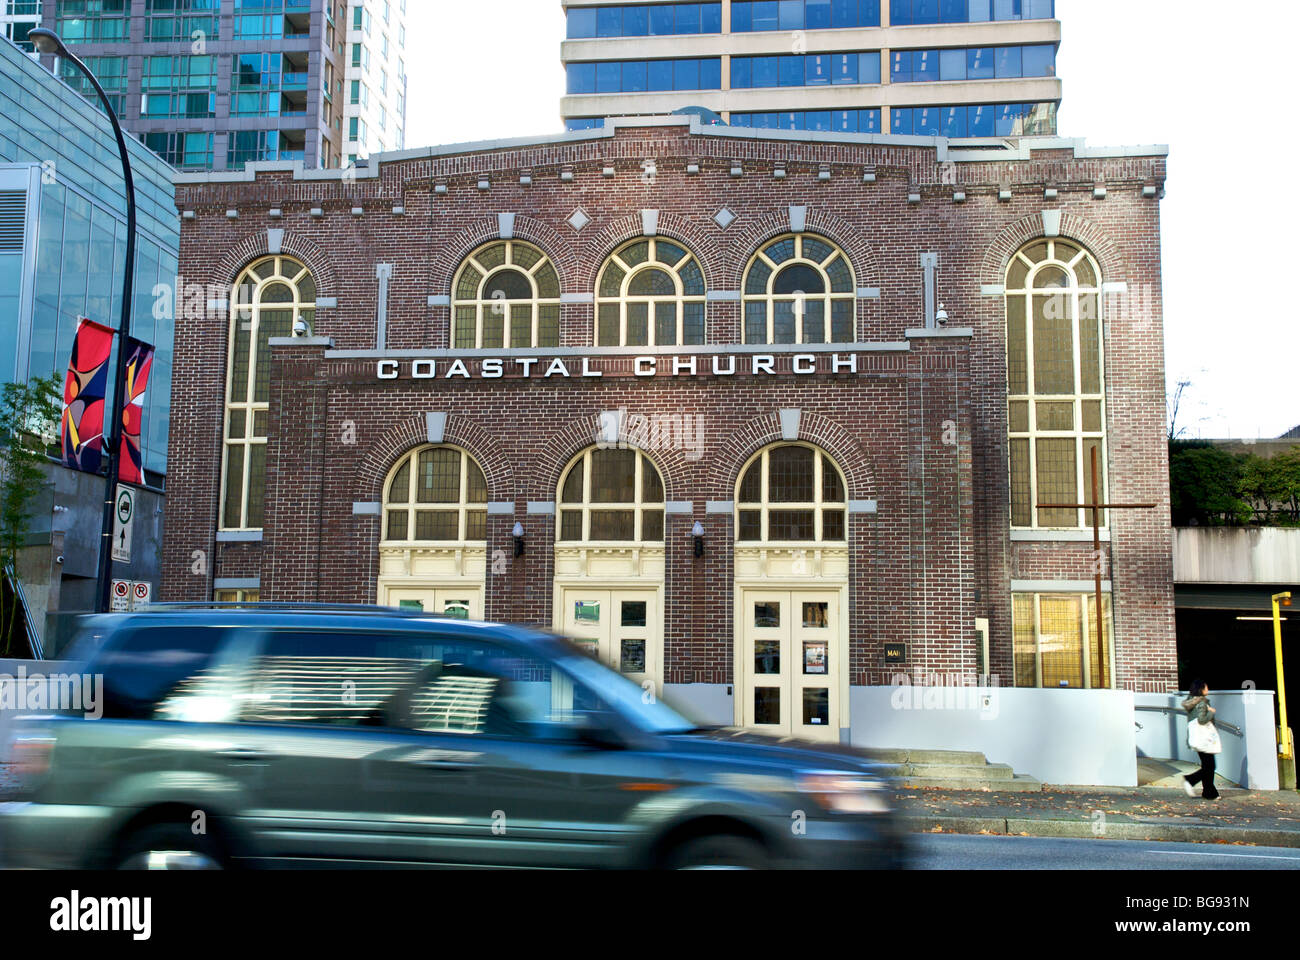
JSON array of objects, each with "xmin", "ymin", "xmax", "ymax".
[{"xmin": 1182, "ymin": 679, "xmax": 1221, "ymax": 800}]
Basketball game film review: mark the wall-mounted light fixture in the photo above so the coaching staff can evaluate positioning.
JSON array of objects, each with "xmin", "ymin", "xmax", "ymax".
[
  {"xmin": 512, "ymin": 521, "xmax": 525, "ymax": 558},
  {"xmin": 692, "ymin": 521, "xmax": 705, "ymax": 559}
]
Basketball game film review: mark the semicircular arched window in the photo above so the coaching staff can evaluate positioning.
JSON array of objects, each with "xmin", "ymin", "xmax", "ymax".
[
  {"xmin": 382, "ymin": 445, "xmax": 489, "ymax": 544},
  {"xmin": 1004, "ymin": 238, "xmax": 1105, "ymax": 530},
  {"xmin": 222, "ymin": 255, "xmax": 316, "ymax": 531},
  {"xmin": 735, "ymin": 443, "xmax": 847, "ymax": 543},
  {"xmin": 742, "ymin": 234, "xmax": 856, "ymax": 344},
  {"xmin": 452, "ymin": 240, "xmax": 561, "ymax": 348},
  {"xmin": 595, "ymin": 237, "xmax": 707, "ymax": 346},
  {"xmin": 557, "ymin": 447, "xmax": 665, "ymax": 543}
]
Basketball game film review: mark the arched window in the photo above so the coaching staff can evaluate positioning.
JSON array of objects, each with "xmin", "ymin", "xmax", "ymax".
[
  {"xmin": 1005, "ymin": 238, "xmax": 1104, "ymax": 529},
  {"xmin": 736, "ymin": 443, "xmax": 847, "ymax": 543},
  {"xmin": 452, "ymin": 240, "xmax": 561, "ymax": 348},
  {"xmin": 595, "ymin": 237, "xmax": 706, "ymax": 346},
  {"xmin": 383, "ymin": 445, "xmax": 488, "ymax": 543},
  {"xmin": 222, "ymin": 255, "xmax": 316, "ymax": 530},
  {"xmin": 558, "ymin": 448, "xmax": 665, "ymax": 542},
  {"xmin": 742, "ymin": 234, "xmax": 855, "ymax": 344}
]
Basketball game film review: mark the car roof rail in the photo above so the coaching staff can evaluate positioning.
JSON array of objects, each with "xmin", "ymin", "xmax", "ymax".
[{"xmin": 135, "ymin": 602, "xmax": 448, "ymax": 618}]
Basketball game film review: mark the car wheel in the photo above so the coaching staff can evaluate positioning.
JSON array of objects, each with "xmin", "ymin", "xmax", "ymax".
[
  {"xmin": 668, "ymin": 835, "xmax": 767, "ymax": 870},
  {"xmin": 115, "ymin": 823, "xmax": 224, "ymax": 870}
]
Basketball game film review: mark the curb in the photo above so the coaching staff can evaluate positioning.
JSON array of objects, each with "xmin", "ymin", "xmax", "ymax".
[{"xmin": 901, "ymin": 815, "xmax": 1300, "ymax": 848}]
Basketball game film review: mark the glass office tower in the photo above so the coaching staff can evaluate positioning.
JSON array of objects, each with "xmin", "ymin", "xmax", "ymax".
[
  {"xmin": 0, "ymin": 32, "xmax": 178, "ymax": 648},
  {"xmin": 561, "ymin": 0, "xmax": 1060, "ymax": 137}
]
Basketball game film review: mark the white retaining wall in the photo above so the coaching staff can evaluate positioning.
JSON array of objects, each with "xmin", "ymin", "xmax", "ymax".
[
  {"xmin": 1135, "ymin": 690, "xmax": 1279, "ymax": 791},
  {"xmin": 849, "ymin": 684, "xmax": 1139, "ymax": 786}
]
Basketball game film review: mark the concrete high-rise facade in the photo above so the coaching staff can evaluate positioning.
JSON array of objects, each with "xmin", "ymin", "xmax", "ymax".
[
  {"xmin": 561, "ymin": 0, "xmax": 1061, "ymax": 137},
  {"xmin": 0, "ymin": 0, "xmax": 40, "ymax": 51},
  {"xmin": 31, "ymin": 0, "xmax": 407, "ymax": 171}
]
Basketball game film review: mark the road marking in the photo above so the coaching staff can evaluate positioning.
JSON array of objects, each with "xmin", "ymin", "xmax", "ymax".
[{"xmin": 1150, "ymin": 849, "xmax": 1300, "ymax": 861}]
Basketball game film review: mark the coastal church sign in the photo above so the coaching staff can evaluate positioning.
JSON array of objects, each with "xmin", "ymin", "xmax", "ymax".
[{"xmin": 374, "ymin": 351, "xmax": 875, "ymax": 382}]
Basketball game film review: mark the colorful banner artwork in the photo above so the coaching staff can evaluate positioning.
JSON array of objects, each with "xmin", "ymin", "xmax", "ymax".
[
  {"xmin": 60, "ymin": 318, "xmax": 114, "ymax": 475},
  {"xmin": 118, "ymin": 337, "xmax": 155, "ymax": 485}
]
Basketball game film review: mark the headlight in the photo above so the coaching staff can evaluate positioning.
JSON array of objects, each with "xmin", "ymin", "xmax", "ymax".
[{"xmin": 796, "ymin": 772, "xmax": 889, "ymax": 814}]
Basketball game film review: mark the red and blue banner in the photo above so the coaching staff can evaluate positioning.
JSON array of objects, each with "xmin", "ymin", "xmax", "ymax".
[
  {"xmin": 118, "ymin": 337, "xmax": 155, "ymax": 485},
  {"xmin": 60, "ymin": 317, "xmax": 114, "ymax": 475}
]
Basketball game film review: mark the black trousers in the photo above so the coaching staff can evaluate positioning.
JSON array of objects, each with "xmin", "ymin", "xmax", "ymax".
[{"xmin": 1186, "ymin": 752, "xmax": 1220, "ymax": 798}]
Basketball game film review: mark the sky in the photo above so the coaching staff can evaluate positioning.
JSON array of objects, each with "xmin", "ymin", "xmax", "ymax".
[{"xmin": 405, "ymin": 0, "xmax": 1296, "ymax": 440}]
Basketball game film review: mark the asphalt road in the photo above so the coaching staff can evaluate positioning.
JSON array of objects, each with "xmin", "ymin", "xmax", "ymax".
[{"xmin": 907, "ymin": 832, "xmax": 1300, "ymax": 869}]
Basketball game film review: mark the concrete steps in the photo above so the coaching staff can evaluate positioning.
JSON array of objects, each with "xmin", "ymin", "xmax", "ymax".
[{"xmin": 861, "ymin": 748, "xmax": 1043, "ymax": 792}]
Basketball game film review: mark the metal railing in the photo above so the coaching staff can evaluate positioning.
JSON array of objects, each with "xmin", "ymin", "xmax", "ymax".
[
  {"xmin": 2, "ymin": 564, "xmax": 44, "ymax": 660},
  {"xmin": 1135, "ymin": 703, "xmax": 1243, "ymax": 738}
]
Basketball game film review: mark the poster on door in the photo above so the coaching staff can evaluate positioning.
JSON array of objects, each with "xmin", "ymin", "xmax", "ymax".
[{"xmin": 803, "ymin": 641, "xmax": 827, "ymax": 675}]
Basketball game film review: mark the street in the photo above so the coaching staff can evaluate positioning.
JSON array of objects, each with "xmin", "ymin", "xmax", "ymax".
[{"xmin": 908, "ymin": 832, "xmax": 1300, "ymax": 869}]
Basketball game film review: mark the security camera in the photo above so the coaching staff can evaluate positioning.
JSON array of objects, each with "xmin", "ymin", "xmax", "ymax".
[
  {"xmin": 935, "ymin": 303, "xmax": 949, "ymax": 326},
  {"xmin": 293, "ymin": 317, "xmax": 311, "ymax": 337},
  {"xmin": 56, "ymin": 555, "xmax": 64, "ymax": 565}
]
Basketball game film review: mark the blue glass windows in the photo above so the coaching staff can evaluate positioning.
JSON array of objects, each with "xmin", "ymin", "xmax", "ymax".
[
  {"xmin": 728, "ymin": 109, "xmax": 881, "ymax": 133},
  {"xmin": 891, "ymin": 45, "xmax": 1055, "ymax": 82},
  {"xmin": 890, "ymin": 101, "xmax": 1057, "ymax": 137},
  {"xmin": 890, "ymin": 0, "xmax": 1052, "ymax": 23},
  {"xmin": 566, "ymin": 3, "xmax": 722, "ymax": 38},
  {"xmin": 732, "ymin": 52, "xmax": 880, "ymax": 88},
  {"xmin": 732, "ymin": 0, "xmax": 880, "ymax": 30},
  {"xmin": 567, "ymin": 58, "xmax": 722, "ymax": 94}
]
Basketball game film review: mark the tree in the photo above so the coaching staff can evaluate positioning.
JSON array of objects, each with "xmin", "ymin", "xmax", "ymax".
[
  {"xmin": 1240, "ymin": 445, "xmax": 1300, "ymax": 526},
  {"xmin": 1167, "ymin": 378, "xmax": 1193, "ymax": 440},
  {"xmin": 1168, "ymin": 442, "xmax": 1252, "ymax": 526},
  {"xmin": 0, "ymin": 375, "xmax": 62, "ymax": 656}
]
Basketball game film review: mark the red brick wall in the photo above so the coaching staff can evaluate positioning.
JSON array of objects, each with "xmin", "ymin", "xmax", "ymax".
[{"xmin": 163, "ymin": 123, "xmax": 1174, "ymax": 691}]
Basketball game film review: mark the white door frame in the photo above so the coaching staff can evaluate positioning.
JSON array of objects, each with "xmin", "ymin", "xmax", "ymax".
[{"xmin": 734, "ymin": 578, "xmax": 850, "ymax": 740}]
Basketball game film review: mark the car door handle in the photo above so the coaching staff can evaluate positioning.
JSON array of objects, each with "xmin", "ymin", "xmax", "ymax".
[{"xmin": 216, "ymin": 747, "xmax": 274, "ymax": 763}]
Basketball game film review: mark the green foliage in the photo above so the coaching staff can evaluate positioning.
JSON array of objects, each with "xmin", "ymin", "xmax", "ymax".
[
  {"xmin": 0, "ymin": 375, "xmax": 63, "ymax": 655},
  {"xmin": 1170, "ymin": 441, "xmax": 1300, "ymax": 527},
  {"xmin": 1239, "ymin": 446, "xmax": 1300, "ymax": 526}
]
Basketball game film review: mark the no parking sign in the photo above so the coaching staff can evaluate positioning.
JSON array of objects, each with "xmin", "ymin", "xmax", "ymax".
[{"xmin": 111, "ymin": 579, "xmax": 153, "ymax": 612}]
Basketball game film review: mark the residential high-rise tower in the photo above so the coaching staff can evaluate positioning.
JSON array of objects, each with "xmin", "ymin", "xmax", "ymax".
[{"xmin": 30, "ymin": 0, "xmax": 407, "ymax": 171}]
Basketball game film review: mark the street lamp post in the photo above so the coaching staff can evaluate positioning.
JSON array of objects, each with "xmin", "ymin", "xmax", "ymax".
[
  {"xmin": 1274, "ymin": 591, "xmax": 1293, "ymax": 761},
  {"xmin": 29, "ymin": 27, "xmax": 137, "ymax": 615}
]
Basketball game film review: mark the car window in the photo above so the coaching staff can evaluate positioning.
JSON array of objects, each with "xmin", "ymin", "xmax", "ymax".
[
  {"xmin": 94, "ymin": 626, "xmax": 228, "ymax": 720},
  {"xmin": 402, "ymin": 642, "xmax": 607, "ymax": 739},
  {"xmin": 557, "ymin": 652, "xmax": 695, "ymax": 734},
  {"xmin": 239, "ymin": 630, "xmax": 445, "ymax": 727}
]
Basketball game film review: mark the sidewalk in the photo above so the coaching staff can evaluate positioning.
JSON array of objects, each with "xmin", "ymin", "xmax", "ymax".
[{"xmin": 896, "ymin": 784, "xmax": 1300, "ymax": 847}]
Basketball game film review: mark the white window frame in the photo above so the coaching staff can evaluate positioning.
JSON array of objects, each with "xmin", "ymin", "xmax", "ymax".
[
  {"xmin": 451, "ymin": 240, "xmax": 562, "ymax": 349},
  {"xmin": 594, "ymin": 237, "xmax": 707, "ymax": 347},
  {"xmin": 556, "ymin": 447, "xmax": 666, "ymax": 544},
  {"xmin": 734, "ymin": 442, "xmax": 848, "ymax": 545},
  {"xmin": 220, "ymin": 255, "xmax": 315, "ymax": 531},
  {"xmin": 1005, "ymin": 238, "xmax": 1106, "ymax": 531},
  {"xmin": 1012, "ymin": 591, "xmax": 1114, "ymax": 690},
  {"xmin": 741, "ymin": 233, "xmax": 857, "ymax": 345},
  {"xmin": 382, "ymin": 444, "xmax": 489, "ymax": 545}
]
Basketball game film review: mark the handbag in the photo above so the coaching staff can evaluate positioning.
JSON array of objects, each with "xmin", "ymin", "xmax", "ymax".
[{"xmin": 1187, "ymin": 718, "xmax": 1222, "ymax": 755}]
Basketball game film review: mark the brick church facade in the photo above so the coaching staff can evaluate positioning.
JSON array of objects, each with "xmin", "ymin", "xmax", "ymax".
[{"xmin": 162, "ymin": 116, "xmax": 1174, "ymax": 740}]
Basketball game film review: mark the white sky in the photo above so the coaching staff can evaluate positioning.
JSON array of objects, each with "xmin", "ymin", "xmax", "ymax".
[{"xmin": 405, "ymin": 0, "xmax": 1297, "ymax": 440}]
